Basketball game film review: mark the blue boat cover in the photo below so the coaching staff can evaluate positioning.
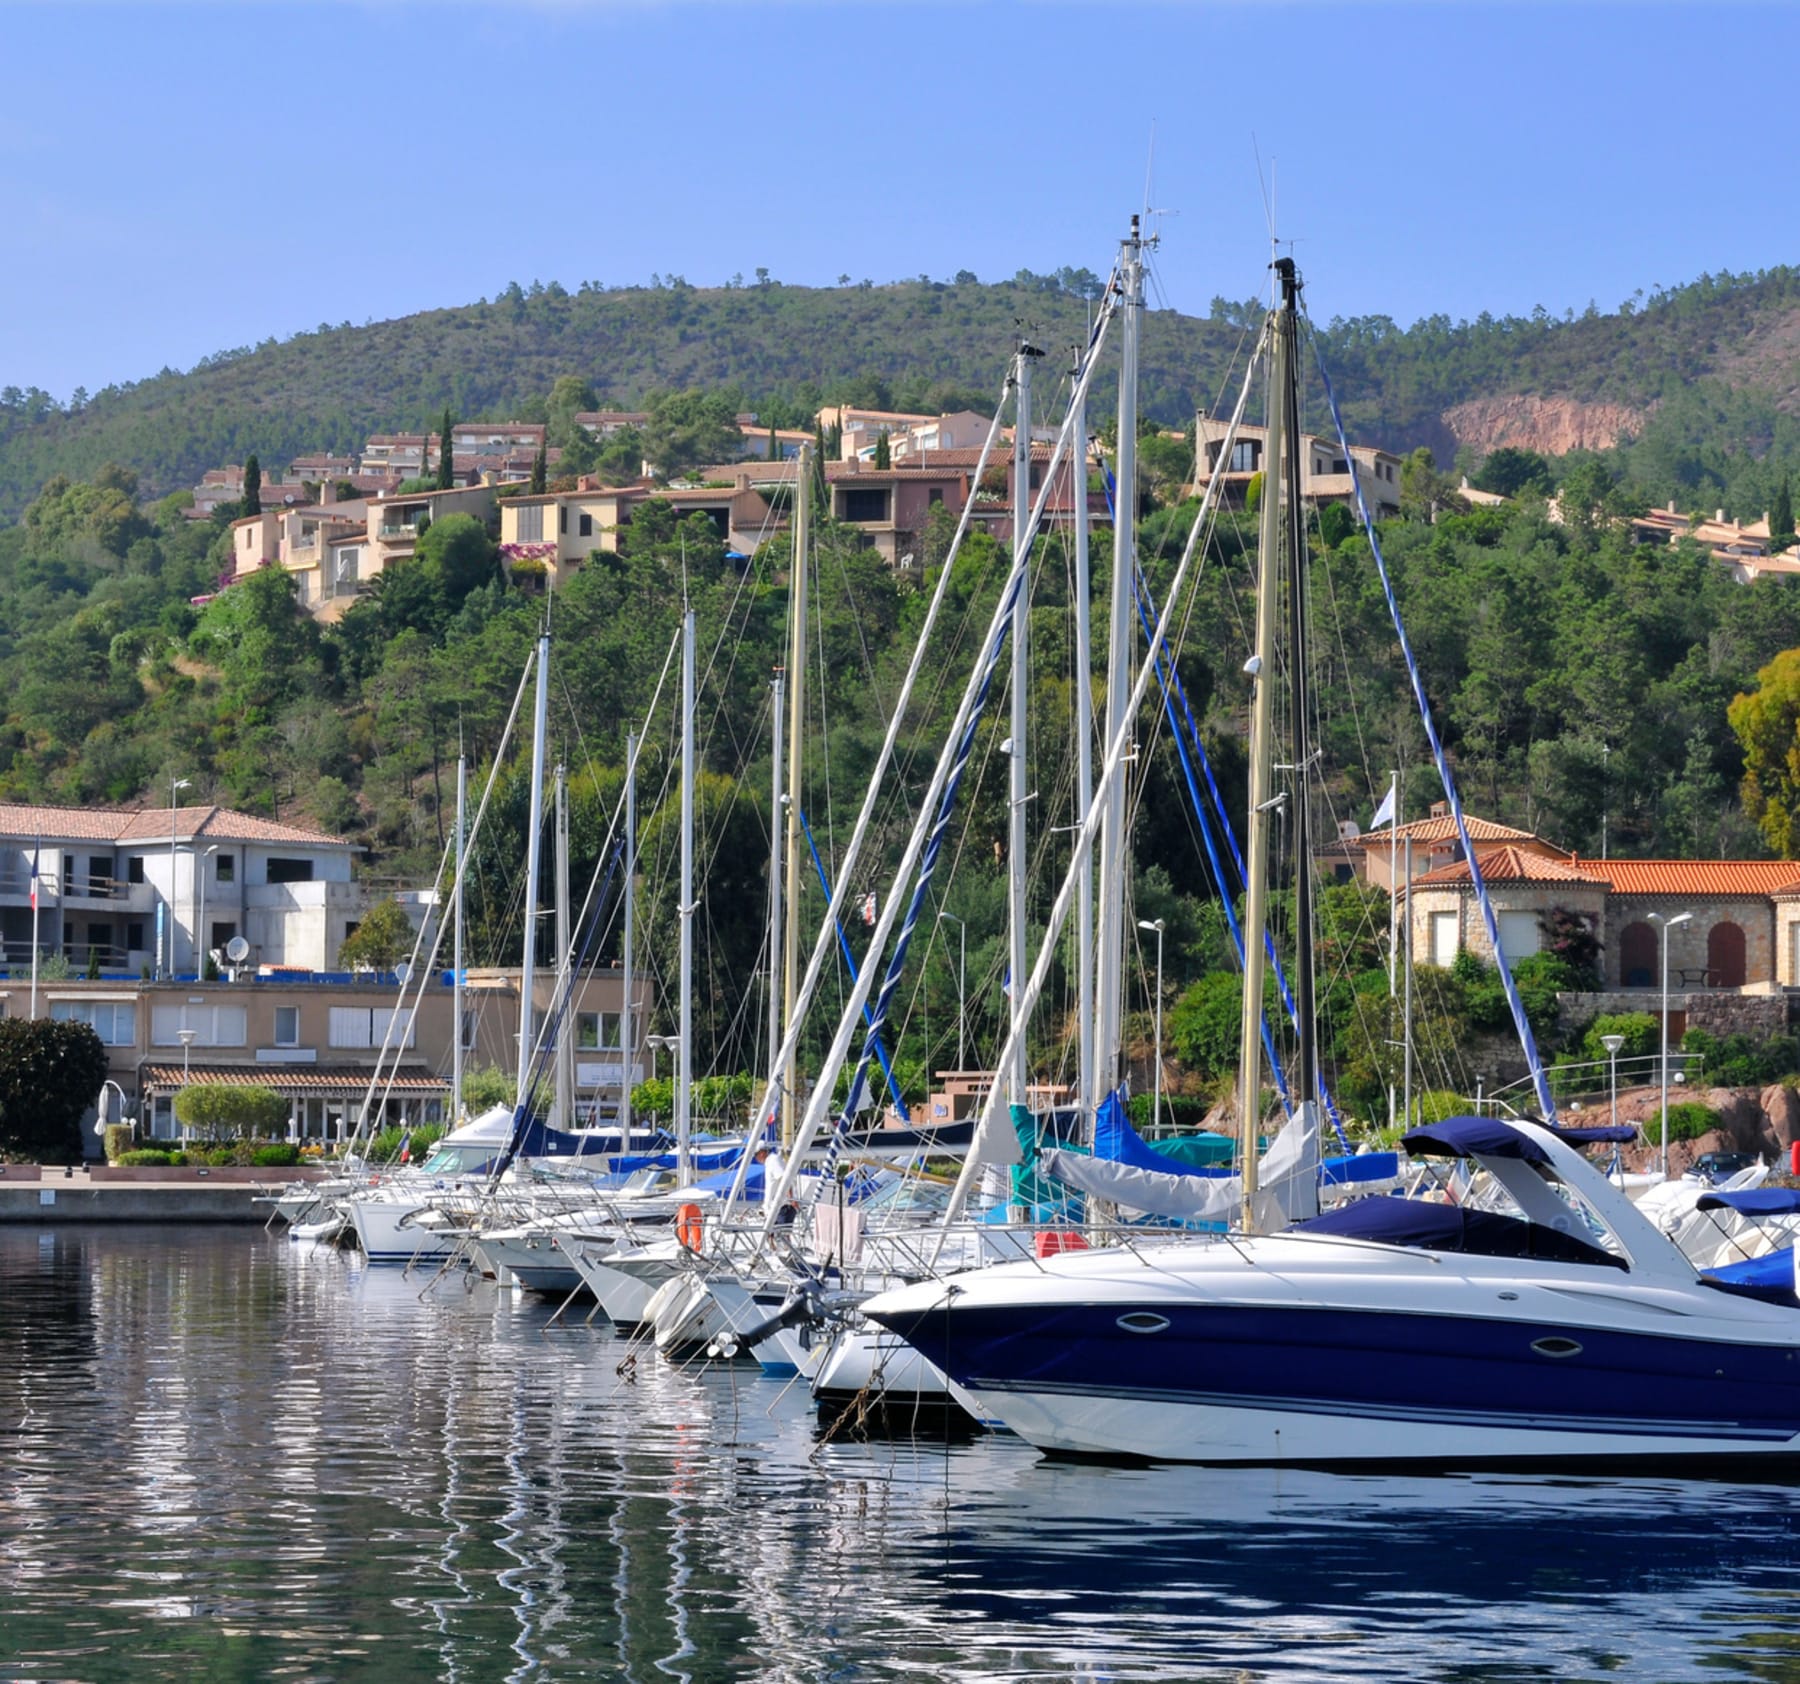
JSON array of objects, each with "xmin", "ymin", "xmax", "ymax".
[
  {"xmin": 1094, "ymin": 1090, "xmax": 1223, "ymax": 1180},
  {"xmin": 1696, "ymin": 1189, "xmax": 1800, "ymax": 1216},
  {"xmin": 1401, "ymin": 1117, "xmax": 1552, "ymax": 1165},
  {"xmin": 1297, "ymin": 1194, "xmax": 1625, "ymax": 1268},
  {"xmin": 1551, "ymin": 1124, "xmax": 1639, "ymax": 1144},
  {"xmin": 612, "ymin": 1146, "xmax": 742, "ymax": 1176},
  {"xmin": 1320, "ymin": 1152, "xmax": 1400, "ymax": 1185},
  {"xmin": 1701, "ymin": 1248, "xmax": 1799, "ymax": 1308}
]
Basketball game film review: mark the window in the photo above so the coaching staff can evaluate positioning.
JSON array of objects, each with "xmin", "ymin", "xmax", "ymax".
[
  {"xmin": 51, "ymin": 1000, "xmax": 134, "ymax": 1046},
  {"xmin": 515, "ymin": 504, "xmax": 544, "ymax": 542},
  {"xmin": 329, "ymin": 1006, "xmax": 416, "ymax": 1049},
  {"xmin": 927, "ymin": 488, "xmax": 943, "ymax": 507},
  {"xmin": 841, "ymin": 488, "xmax": 889, "ymax": 524},
  {"xmin": 151, "ymin": 1003, "xmax": 247, "ymax": 1047},
  {"xmin": 1619, "ymin": 921, "xmax": 1657, "ymax": 988},
  {"xmin": 209, "ymin": 921, "xmax": 238, "ymax": 955},
  {"xmin": 578, "ymin": 512, "xmax": 593, "ymax": 537},
  {"xmin": 89, "ymin": 855, "xmax": 111, "ymax": 893},
  {"xmin": 266, "ymin": 858, "xmax": 314, "ymax": 884},
  {"xmin": 1430, "ymin": 911, "xmax": 1459, "ymax": 968},
  {"xmin": 1228, "ymin": 440, "xmax": 1260, "ymax": 474},
  {"xmin": 577, "ymin": 1012, "xmax": 622, "ymax": 1050},
  {"xmin": 274, "ymin": 1005, "xmax": 300, "ymax": 1047},
  {"xmin": 559, "ymin": 506, "xmax": 568, "ymax": 535},
  {"xmin": 127, "ymin": 857, "xmax": 145, "ymax": 884},
  {"xmin": 87, "ymin": 922, "xmax": 113, "ymax": 952},
  {"xmin": 1496, "ymin": 911, "xmax": 1540, "ymax": 969},
  {"xmin": 460, "ymin": 1008, "xmax": 477, "ymax": 1052},
  {"xmin": 127, "ymin": 922, "xmax": 145, "ymax": 952},
  {"xmin": 215, "ymin": 854, "xmax": 235, "ymax": 884},
  {"xmin": 1709, "ymin": 921, "xmax": 1747, "ymax": 988}
]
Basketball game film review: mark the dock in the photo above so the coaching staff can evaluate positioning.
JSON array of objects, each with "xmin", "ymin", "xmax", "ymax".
[{"xmin": 0, "ymin": 1163, "xmax": 330, "ymax": 1224}]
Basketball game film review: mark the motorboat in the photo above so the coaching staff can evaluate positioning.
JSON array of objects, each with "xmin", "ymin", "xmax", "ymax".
[{"xmin": 863, "ymin": 1116, "xmax": 1800, "ymax": 1466}]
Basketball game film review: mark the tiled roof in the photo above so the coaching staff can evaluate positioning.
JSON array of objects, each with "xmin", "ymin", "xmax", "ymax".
[
  {"xmin": 1363, "ymin": 814, "xmax": 1540, "ymax": 846},
  {"xmin": 1591, "ymin": 860, "xmax": 1800, "ymax": 896},
  {"xmin": 142, "ymin": 1063, "xmax": 446, "ymax": 1095},
  {"xmin": 0, "ymin": 802, "xmax": 349, "ymax": 849},
  {"xmin": 1413, "ymin": 846, "xmax": 1608, "ymax": 888}
]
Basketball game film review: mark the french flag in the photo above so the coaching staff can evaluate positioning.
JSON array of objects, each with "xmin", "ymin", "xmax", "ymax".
[{"xmin": 28, "ymin": 845, "xmax": 38, "ymax": 911}]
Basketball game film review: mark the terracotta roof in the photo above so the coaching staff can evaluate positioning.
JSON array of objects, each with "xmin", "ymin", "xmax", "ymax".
[
  {"xmin": 1413, "ymin": 846, "xmax": 1608, "ymax": 888},
  {"xmin": 0, "ymin": 802, "xmax": 349, "ymax": 849},
  {"xmin": 1363, "ymin": 814, "xmax": 1540, "ymax": 846},
  {"xmin": 1590, "ymin": 860, "xmax": 1800, "ymax": 897},
  {"xmin": 142, "ymin": 1063, "xmax": 446, "ymax": 1095}
]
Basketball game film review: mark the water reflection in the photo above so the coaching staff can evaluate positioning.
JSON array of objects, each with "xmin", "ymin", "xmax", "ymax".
[{"xmin": 1, "ymin": 1227, "xmax": 1798, "ymax": 1682}]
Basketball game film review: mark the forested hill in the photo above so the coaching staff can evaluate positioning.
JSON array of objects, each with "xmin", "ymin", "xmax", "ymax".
[{"xmin": 5, "ymin": 262, "xmax": 1800, "ymax": 519}]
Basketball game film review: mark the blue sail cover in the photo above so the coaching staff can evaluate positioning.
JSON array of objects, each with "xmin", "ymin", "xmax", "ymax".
[
  {"xmin": 1298, "ymin": 1195, "xmax": 1624, "ymax": 1268},
  {"xmin": 1320, "ymin": 1152, "xmax": 1400, "ymax": 1186},
  {"xmin": 1697, "ymin": 1190, "xmax": 1800, "ymax": 1216},
  {"xmin": 1552, "ymin": 1124, "xmax": 1639, "ymax": 1145},
  {"xmin": 1094, "ymin": 1090, "xmax": 1226, "ymax": 1180},
  {"xmin": 611, "ymin": 1146, "xmax": 743, "ymax": 1176}
]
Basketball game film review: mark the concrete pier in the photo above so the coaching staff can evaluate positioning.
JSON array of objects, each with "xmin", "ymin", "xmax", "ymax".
[{"xmin": 0, "ymin": 1164, "xmax": 330, "ymax": 1224}]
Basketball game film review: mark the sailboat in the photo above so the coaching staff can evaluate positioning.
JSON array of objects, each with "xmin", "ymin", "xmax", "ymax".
[{"xmin": 862, "ymin": 257, "xmax": 1800, "ymax": 1467}]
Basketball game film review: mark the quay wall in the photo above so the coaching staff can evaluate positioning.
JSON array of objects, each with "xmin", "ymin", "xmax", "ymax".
[{"xmin": 0, "ymin": 1165, "xmax": 325, "ymax": 1224}]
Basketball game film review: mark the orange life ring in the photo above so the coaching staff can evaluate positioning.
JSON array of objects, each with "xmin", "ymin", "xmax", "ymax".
[{"xmin": 676, "ymin": 1202, "xmax": 704, "ymax": 1253}]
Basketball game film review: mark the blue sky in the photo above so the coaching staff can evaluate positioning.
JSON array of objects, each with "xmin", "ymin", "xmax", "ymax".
[{"xmin": 4, "ymin": 1, "xmax": 1795, "ymax": 402}]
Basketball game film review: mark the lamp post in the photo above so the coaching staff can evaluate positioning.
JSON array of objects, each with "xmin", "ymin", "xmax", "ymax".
[
  {"xmin": 1601, "ymin": 1032, "xmax": 1625, "ymax": 1133},
  {"xmin": 645, "ymin": 1034, "xmax": 677, "ymax": 1119},
  {"xmin": 167, "ymin": 775, "xmax": 190, "ymax": 977},
  {"xmin": 1138, "ymin": 918, "xmax": 1165, "ymax": 1135},
  {"xmin": 1649, "ymin": 910, "xmax": 1693, "ymax": 1177},
  {"xmin": 176, "ymin": 1027, "xmax": 196, "ymax": 1140},
  {"xmin": 936, "ymin": 911, "xmax": 966, "ymax": 1071}
]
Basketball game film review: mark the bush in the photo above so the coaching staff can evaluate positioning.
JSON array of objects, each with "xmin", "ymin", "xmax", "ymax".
[
  {"xmin": 369, "ymin": 1124, "xmax": 442, "ymax": 1164},
  {"xmin": 117, "ymin": 1149, "xmax": 174, "ymax": 1166},
  {"xmin": 102, "ymin": 1122, "xmax": 134, "ymax": 1163},
  {"xmin": 1582, "ymin": 1012, "xmax": 1660, "ymax": 1065},
  {"xmin": 1661, "ymin": 1101, "xmax": 1718, "ymax": 1142},
  {"xmin": 1682, "ymin": 1029, "xmax": 1800, "ymax": 1088},
  {"xmin": 250, "ymin": 1143, "xmax": 301, "ymax": 1168}
]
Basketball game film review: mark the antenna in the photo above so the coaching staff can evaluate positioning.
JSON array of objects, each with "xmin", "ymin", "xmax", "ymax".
[
  {"xmin": 394, "ymin": 959, "xmax": 412, "ymax": 984},
  {"xmin": 225, "ymin": 935, "xmax": 250, "ymax": 963}
]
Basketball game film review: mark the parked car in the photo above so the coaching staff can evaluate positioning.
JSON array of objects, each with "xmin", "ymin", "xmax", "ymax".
[{"xmin": 1689, "ymin": 1150, "xmax": 1757, "ymax": 1184}]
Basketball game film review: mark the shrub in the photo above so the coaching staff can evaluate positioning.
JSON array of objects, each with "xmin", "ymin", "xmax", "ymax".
[
  {"xmin": 1582, "ymin": 1012, "xmax": 1660, "ymax": 1065},
  {"xmin": 250, "ymin": 1142, "xmax": 301, "ymax": 1168},
  {"xmin": 117, "ymin": 1149, "xmax": 174, "ymax": 1166},
  {"xmin": 368, "ymin": 1124, "xmax": 442, "ymax": 1163},
  {"xmin": 1661, "ymin": 1101, "xmax": 1718, "ymax": 1142},
  {"xmin": 1682, "ymin": 1029, "xmax": 1800, "ymax": 1087},
  {"xmin": 102, "ymin": 1122, "xmax": 133, "ymax": 1163},
  {"xmin": 175, "ymin": 1083, "xmax": 289, "ymax": 1140}
]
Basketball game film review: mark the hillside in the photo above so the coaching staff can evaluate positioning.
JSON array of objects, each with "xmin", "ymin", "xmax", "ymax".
[{"xmin": 6, "ymin": 264, "xmax": 1800, "ymax": 520}]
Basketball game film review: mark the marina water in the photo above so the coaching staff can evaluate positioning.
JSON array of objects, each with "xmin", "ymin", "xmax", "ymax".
[{"xmin": 5, "ymin": 1227, "xmax": 1800, "ymax": 1682}]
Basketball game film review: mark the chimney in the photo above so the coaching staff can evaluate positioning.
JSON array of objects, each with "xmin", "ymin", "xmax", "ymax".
[
  {"xmin": 1717, "ymin": 509, "xmax": 1726, "ymax": 523},
  {"xmin": 319, "ymin": 478, "xmax": 335, "ymax": 507}
]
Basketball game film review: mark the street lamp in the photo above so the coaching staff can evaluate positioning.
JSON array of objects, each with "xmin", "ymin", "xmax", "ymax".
[
  {"xmin": 176, "ymin": 1028, "xmax": 196, "ymax": 1139},
  {"xmin": 167, "ymin": 775, "xmax": 190, "ymax": 977},
  {"xmin": 1138, "ymin": 918, "xmax": 1166, "ymax": 1135},
  {"xmin": 936, "ymin": 911, "xmax": 966, "ymax": 1071},
  {"xmin": 1600, "ymin": 1032, "xmax": 1625, "ymax": 1133},
  {"xmin": 1649, "ymin": 911, "xmax": 1694, "ymax": 1177}
]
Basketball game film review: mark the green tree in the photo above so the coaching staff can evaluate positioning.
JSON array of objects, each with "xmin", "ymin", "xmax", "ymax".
[
  {"xmin": 545, "ymin": 375, "xmax": 599, "ymax": 448},
  {"xmin": 528, "ymin": 442, "xmax": 548, "ymax": 494},
  {"xmin": 872, "ymin": 429, "xmax": 891, "ymax": 470},
  {"xmin": 174, "ymin": 1083, "xmax": 288, "ymax": 1139},
  {"xmin": 243, "ymin": 453, "xmax": 262, "ymax": 517},
  {"xmin": 644, "ymin": 388, "xmax": 743, "ymax": 481},
  {"xmin": 0, "ymin": 1018, "xmax": 108, "ymax": 1162},
  {"xmin": 1773, "ymin": 475, "xmax": 1795, "ymax": 548},
  {"xmin": 1729, "ymin": 647, "xmax": 1800, "ymax": 855},
  {"xmin": 337, "ymin": 896, "xmax": 416, "ymax": 970},
  {"xmin": 435, "ymin": 406, "xmax": 455, "ymax": 491},
  {"xmin": 1472, "ymin": 446, "xmax": 1553, "ymax": 498}
]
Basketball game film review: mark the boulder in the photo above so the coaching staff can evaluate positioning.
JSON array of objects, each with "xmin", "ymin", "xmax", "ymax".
[
  {"xmin": 1699, "ymin": 1087, "xmax": 1764, "ymax": 1151},
  {"xmin": 1762, "ymin": 1083, "xmax": 1800, "ymax": 1151}
]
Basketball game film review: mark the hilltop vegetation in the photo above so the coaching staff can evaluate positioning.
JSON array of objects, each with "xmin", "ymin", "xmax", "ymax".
[{"xmin": 4, "ymin": 262, "xmax": 1800, "ymax": 519}]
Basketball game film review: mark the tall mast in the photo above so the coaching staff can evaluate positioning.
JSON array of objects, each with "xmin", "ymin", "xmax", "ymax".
[
  {"xmin": 516, "ymin": 629, "xmax": 550, "ymax": 1113},
  {"xmin": 677, "ymin": 605, "xmax": 696, "ymax": 1184},
  {"xmin": 781, "ymin": 443, "xmax": 811, "ymax": 1150},
  {"xmin": 1009, "ymin": 342, "xmax": 1039, "ymax": 1105},
  {"xmin": 1278, "ymin": 257, "xmax": 1318, "ymax": 1122},
  {"xmin": 1237, "ymin": 275, "xmax": 1290, "ymax": 1223},
  {"xmin": 1095, "ymin": 217, "xmax": 1142, "ymax": 1102},
  {"xmin": 452, "ymin": 753, "xmax": 466, "ymax": 1121},
  {"xmin": 1071, "ymin": 370, "xmax": 1095, "ymax": 1136},
  {"xmin": 768, "ymin": 666, "xmax": 785, "ymax": 1089},
  {"xmin": 620, "ymin": 731, "xmax": 638, "ymax": 1140},
  {"xmin": 554, "ymin": 762, "xmax": 574, "ymax": 1131}
]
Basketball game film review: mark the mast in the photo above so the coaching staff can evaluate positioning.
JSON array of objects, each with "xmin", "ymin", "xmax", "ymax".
[
  {"xmin": 1095, "ymin": 216, "xmax": 1142, "ymax": 1103},
  {"xmin": 1236, "ymin": 272, "xmax": 1290, "ymax": 1225},
  {"xmin": 452, "ymin": 754, "xmax": 466, "ymax": 1122},
  {"xmin": 1009, "ymin": 342, "xmax": 1040, "ymax": 1105},
  {"xmin": 517, "ymin": 629, "xmax": 550, "ymax": 1114},
  {"xmin": 554, "ymin": 763, "xmax": 574, "ymax": 1131},
  {"xmin": 620, "ymin": 731, "xmax": 638, "ymax": 1140},
  {"xmin": 768, "ymin": 666, "xmax": 785, "ymax": 1089},
  {"xmin": 677, "ymin": 604, "xmax": 696, "ymax": 1185},
  {"xmin": 1278, "ymin": 257, "xmax": 1319, "ymax": 1123},
  {"xmin": 1071, "ymin": 371, "xmax": 1095, "ymax": 1136},
  {"xmin": 781, "ymin": 443, "xmax": 811, "ymax": 1150}
]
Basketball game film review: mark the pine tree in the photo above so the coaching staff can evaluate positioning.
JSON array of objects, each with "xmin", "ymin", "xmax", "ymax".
[
  {"xmin": 529, "ymin": 442, "xmax": 548, "ymax": 494},
  {"xmin": 436, "ymin": 406, "xmax": 455, "ymax": 490},
  {"xmin": 243, "ymin": 453, "xmax": 262, "ymax": 516},
  {"xmin": 873, "ymin": 429, "xmax": 891, "ymax": 470},
  {"xmin": 1773, "ymin": 475, "xmax": 1795, "ymax": 548}
]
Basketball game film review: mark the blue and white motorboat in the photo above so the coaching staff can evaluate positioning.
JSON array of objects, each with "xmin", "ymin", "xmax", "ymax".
[{"xmin": 863, "ymin": 1116, "xmax": 1800, "ymax": 1466}]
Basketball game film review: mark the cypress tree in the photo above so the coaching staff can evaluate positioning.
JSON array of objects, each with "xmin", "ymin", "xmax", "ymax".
[
  {"xmin": 873, "ymin": 429, "xmax": 891, "ymax": 470},
  {"xmin": 436, "ymin": 406, "xmax": 455, "ymax": 490},
  {"xmin": 243, "ymin": 453, "xmax": 262, "ymax": 516},
  {"xmin": 529, "ymin": 442, "xmax": 548, "ymax": 495},
  {"xmin": 1773, "ymin": 475, "xmax": 1795, "ymax": 547}
]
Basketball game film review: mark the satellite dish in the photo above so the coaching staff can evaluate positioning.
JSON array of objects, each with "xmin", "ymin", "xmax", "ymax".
[
  {"xmin": 393, "ymin": 960, "xmax": 411, "ymax": 984},
  {"xmin": 225, "ymin": 935, "xmax": 250, "ymax": 963}
]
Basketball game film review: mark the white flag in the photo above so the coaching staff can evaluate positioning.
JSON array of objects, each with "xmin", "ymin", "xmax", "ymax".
[{"xmin": 1369, "ymin": 782, "xmax": 1397, "ymax": 831}]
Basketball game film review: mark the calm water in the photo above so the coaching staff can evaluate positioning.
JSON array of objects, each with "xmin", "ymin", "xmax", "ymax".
[{"xmin": 4, "ymin": 1228, "xmax": 1800, "ymax": 1683}]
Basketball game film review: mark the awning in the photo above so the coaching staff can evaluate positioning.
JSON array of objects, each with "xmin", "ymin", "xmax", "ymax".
[{"xmin": 141, "ymin": 1062, "xmax": 447, "ymax": 1098}]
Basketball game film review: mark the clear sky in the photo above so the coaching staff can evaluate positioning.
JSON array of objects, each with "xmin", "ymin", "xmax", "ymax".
[{"xmin": 4, "ymin": 1, "xmax": 1795, "ymax": 403}]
